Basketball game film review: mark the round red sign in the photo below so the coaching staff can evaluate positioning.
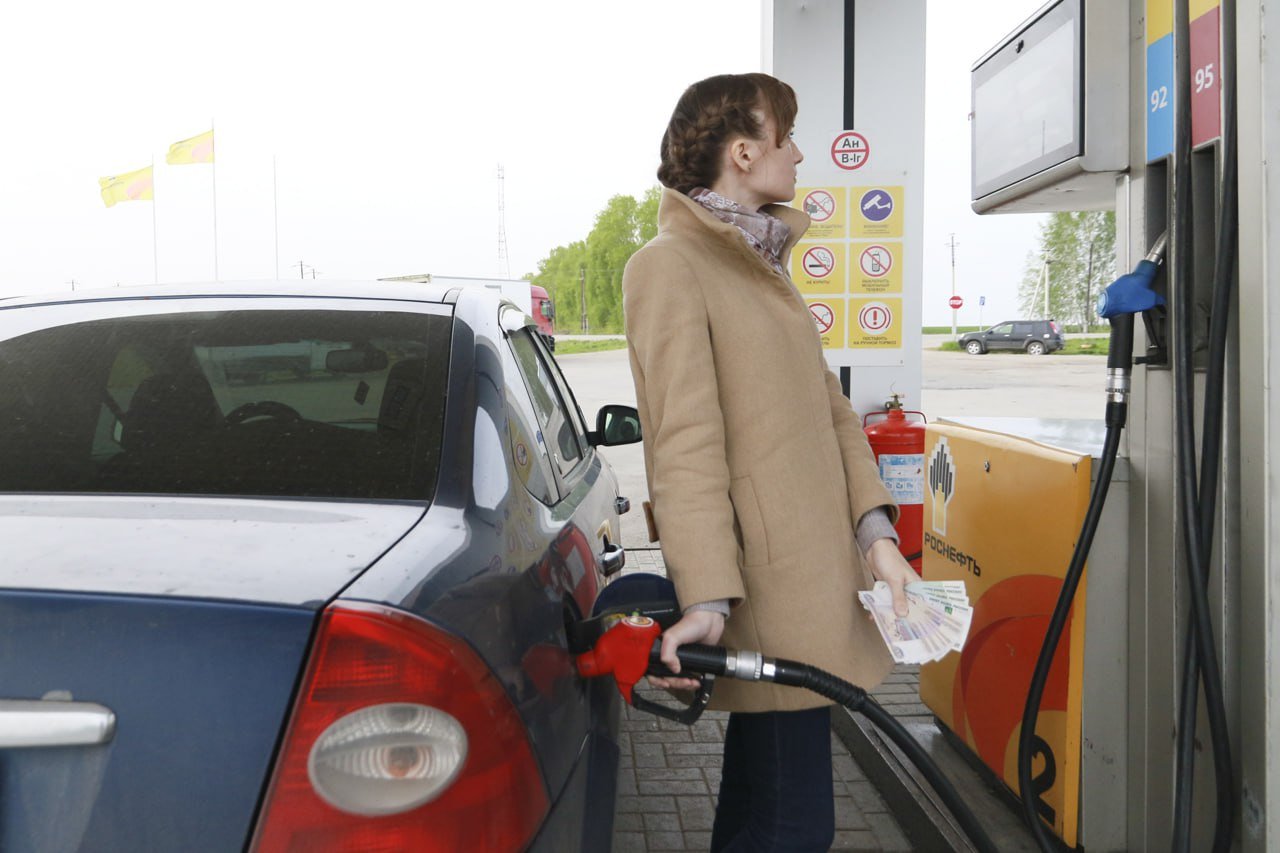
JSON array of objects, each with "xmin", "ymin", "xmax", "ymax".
[{"xmin": 948, "ymin": 296, "xmax": 964, "ymax": 310}]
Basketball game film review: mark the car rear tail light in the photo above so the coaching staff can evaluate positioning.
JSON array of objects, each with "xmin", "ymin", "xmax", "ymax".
[
  {"xmin": 251, "ymin": 601, "xmax": 548, "ymax": 852},
  {"xmin": 1050, "ymin": 321, "xmax": 1062, "ymax": 334}
]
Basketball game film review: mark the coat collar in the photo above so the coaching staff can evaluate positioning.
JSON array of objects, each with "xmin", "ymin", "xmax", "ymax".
[{"xmin": 656, "ymin": 187, "xmax": 810, "ymax": 275}]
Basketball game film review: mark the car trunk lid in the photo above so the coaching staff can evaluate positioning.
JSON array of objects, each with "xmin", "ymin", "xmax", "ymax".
[{"xmin": 0, "ymin": 591, "xmax": 314, "ymax": 852}]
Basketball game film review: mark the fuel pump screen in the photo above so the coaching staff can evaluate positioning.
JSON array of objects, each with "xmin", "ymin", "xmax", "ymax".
[{"xmin": 972, "ymin": 0, "xmax": 1082, "ymax": 201}]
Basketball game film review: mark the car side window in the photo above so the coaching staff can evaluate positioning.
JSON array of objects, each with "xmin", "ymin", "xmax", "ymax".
[
  {"xmin": 1012, "ymin": 323, "xmax": 1035, "ymax": 336},
  {"xmin": 507, "ymin": 329, "xmax": 583, "ymax": 480},
  {"xmin": 501, "ymin": 338, "xmax": 558, "ymax": 505},
  {"xmin": 992, "ymin": 323, "xmax": 1014, "ymax": 335},
  {"xmin": 529, "ymin": 332, "xmax": 591, "ymax": 455}
]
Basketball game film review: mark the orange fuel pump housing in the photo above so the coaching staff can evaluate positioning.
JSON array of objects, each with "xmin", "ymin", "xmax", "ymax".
[{"xmin": 862, "ymin": 395, "xmax": 927, "ymax": 575}]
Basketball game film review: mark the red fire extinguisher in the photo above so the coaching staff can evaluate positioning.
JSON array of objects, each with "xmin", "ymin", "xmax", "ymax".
[{"xmin": 863, "ymin": 394, "xmax": 927, "ymax": 575}]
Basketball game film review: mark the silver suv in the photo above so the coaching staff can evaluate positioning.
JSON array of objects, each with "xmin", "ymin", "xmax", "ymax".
[{"xmin": 959, "ymin": 319, "xmax": 1065, "ymax": 355}]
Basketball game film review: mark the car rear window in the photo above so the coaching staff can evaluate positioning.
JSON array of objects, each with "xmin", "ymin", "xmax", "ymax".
[{"xmin": 0, "ymin": 308, "xmax": 450, "ymax": 501}]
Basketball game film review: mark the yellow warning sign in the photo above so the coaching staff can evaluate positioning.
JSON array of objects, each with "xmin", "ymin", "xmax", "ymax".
[
  {"xmin": 790, "ymin": 243, "xmax": 847, "ymax": 294},
  {"xmin": 794, "ymin": 186, "xmax": 847, "ymax": 239},
  {"xmin": 848, "ymin": 297, "xmax": 901, "ymax": 347},
  {"xmin": 805, "ymin": 298, "xmax": 845, "ymax": 349},
  {"xmin": 851, "ymin": 242, "xmax": 902, "ymax": 294},
  {"xmin": 851, "ymin": 186, "xmax": 903, "ymax": 239}
]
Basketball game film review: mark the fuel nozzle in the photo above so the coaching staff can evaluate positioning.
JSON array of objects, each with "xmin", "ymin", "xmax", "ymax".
[{"xmin": 1095, "ymin": 233, "xmax": 1169, "ymax": 424}]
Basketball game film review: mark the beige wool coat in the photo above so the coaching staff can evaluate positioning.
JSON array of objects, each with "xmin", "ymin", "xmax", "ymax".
[{"xmin": 622, "ymin": 188, "xmax": 899, "ymax": 713}]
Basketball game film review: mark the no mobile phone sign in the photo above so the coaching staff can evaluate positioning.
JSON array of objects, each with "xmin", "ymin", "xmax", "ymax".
[{"xmin": 831, "ymin": 132, "xmax": 870, "ymax": 171}]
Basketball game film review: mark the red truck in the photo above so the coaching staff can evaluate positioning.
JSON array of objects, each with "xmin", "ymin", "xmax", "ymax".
[{"xmin": 530, "ymin": 284, "xmax": 556, "ymax": 350}]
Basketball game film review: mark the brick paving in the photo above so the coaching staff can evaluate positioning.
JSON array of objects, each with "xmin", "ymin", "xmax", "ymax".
[{"xmin": 613, "ymin": 549, "xmax": 914, "ymax": 852}]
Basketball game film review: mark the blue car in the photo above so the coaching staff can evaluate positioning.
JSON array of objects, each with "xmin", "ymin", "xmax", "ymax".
[{"xmin": 0, "ymin": 281, "xmax": 638, "ymax": 852}]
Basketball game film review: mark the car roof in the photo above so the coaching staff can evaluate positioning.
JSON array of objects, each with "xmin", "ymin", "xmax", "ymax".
[{"xmin": 0, "ymin": 279, "xmax": 459, "ymax": 310}]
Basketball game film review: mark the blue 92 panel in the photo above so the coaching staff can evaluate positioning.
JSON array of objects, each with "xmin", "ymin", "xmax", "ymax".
[{"xmin": 1147, "ymin": 34, "xmax": 1175, "ymax": 162}]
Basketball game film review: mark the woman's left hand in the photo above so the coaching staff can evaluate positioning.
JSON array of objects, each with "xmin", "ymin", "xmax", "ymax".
[{"xmin": 866, "ymin": 538, "xmax": 916, "ymax": 617}]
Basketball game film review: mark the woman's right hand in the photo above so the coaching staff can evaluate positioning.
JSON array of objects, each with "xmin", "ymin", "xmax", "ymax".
[{"xmin": 648, "ymin": 610, "xmax": 727, "ymax": 691}]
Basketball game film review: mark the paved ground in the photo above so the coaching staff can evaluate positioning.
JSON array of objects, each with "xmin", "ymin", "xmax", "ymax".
[{"xmin": 614, "ymin": 550, "xmax": 915, "ymax": 852}]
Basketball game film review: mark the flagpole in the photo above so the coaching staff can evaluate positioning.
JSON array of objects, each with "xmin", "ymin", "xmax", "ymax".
[
  {"xmin": 273, "ymin": 154, "xmax": 279, "ymax": 279},
  {"xmin": 212, "ymin": 118, "xmax": 219, "ymax": 281},
  {"xmin": 151, "ymin": 156, "xmax": 159, "ymax": 284}
]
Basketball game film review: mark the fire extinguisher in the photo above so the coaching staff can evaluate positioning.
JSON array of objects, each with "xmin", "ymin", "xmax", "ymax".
[{"xmin": 862, "ymin": 394, "xmax": 926, "ymax": 575}]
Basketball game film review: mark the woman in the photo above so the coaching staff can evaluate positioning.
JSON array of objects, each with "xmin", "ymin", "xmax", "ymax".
[{"xmin": 621, "ymin": 73, "xmax": 918, "ymax": 852}]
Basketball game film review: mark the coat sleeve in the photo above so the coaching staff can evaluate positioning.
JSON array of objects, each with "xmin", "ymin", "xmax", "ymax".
[
  {"xmin": 623, "ymin": 246, "xmax": 746, "ymax": 610},
  {"xmin": 821, "ymin": 359, "xmax": 900, "ymax": 528}
]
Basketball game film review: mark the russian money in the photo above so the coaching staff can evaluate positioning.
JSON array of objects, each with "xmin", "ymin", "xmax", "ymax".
[{"xmin": 858, "ymin": 580, "xmax": 974, "ymax": 664}]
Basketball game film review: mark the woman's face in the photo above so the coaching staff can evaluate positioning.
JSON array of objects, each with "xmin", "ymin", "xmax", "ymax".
[{"xmin": 746, "ymin": 115, "xmax": 804, "ymax": 205}]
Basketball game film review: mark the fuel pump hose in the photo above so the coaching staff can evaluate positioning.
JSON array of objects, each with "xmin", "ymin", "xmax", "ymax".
[{"xmin": 653, "ymin": 642, "xmax": 1000, "ymax": 853}]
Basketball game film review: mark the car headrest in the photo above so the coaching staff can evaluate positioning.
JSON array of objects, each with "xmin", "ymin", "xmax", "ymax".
[{"xmin": 121, "ymin": 372, "xmax": 224, "ymax": 453}]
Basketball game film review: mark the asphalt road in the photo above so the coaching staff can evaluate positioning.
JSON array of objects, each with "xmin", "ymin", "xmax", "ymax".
[{"xmin": 557, "ymin": 345, "xmax": 1106, "ymax": 548}]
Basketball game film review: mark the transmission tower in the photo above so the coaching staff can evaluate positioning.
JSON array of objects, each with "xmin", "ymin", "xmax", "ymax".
[{"xmin": 496, "ymin": 164, "xmax": 511, "ymax": 278}]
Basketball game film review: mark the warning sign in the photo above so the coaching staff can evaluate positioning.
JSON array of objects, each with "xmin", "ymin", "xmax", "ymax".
[
  {"xmin": 805, "ymin": 298, "xmax": 846, "ymax": 349},
  {"xmin": 852, "ymin": 187, "xmax": 904, "ymax": 238},
  {"xmin": 849, "ymin": 298, "xmax": 902, "ymax": 348},
  {"xmin": 852, "ymin": 242, "xmax": 903, "ymax": 294},
  {"xmin": 795, "ymin": 186, "xmax": 846, "ymax": 239},
  {"xmin": 790, "ymin": 242, "xmax": 846, "ymax": 294},
  {"xmin": 831, "ymin": 131, "xmax": 870, "ymax": 171}
]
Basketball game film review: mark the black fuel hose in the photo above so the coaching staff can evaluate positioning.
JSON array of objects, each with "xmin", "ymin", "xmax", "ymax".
[
  {"xmin": 1016, "ymin": 408, "xmax": 1124, "ymax": 852},
  {"xmin": 1170, "ymin": 0, "xmax": 1237, "ymax": 848},
  {"xmin": 655, "ymin": 642, "xmax": 999, "ymax": 853}
]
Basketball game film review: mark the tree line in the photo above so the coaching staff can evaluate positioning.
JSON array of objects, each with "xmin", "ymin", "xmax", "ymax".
[
  {"xmin": 529, "ymin": 188, "xmax": 660, "ymax": 335},
  {"xmin": 1016, "ymin": 211, "xmax": 1117, "ymax": 332},
  {"xmin": 532, "ymin": 194, "xmax": 1118, "ymax": 337}
]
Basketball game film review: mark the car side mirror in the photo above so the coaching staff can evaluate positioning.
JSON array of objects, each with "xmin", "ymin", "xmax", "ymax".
[{"xmin": 588, "ymin": 404, "xmax": 642, "ymax": 447}]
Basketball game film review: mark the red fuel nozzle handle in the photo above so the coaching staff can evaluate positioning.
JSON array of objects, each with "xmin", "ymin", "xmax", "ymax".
[
  {"xmin": 575, "ymin": 614, "xmax": 661, "ymax": 704},
  {"xmin": 575, "ymin": 616, "xmax": 724, "ymax": 724}
]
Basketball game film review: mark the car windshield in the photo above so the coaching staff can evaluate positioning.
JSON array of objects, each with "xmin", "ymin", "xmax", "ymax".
[{"xmin": 0, "ymin": 307, "xmax": 450, "ymax": 501}]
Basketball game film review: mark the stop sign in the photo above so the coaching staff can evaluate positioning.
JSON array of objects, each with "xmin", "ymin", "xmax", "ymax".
[{"xmin": 949, "ymin": 295, "xmax": 964, "ymax": 309}]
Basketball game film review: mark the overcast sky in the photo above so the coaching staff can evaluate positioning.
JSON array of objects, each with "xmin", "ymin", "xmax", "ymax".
[{"xmin": 0, "ymin": 0, "xmax": 1049, "ymax": 326}]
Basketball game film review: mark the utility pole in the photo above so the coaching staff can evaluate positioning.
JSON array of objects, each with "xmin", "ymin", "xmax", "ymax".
[
  {"xmin": 947, "ymin": 233, "xmax": 959, "ymax": 338},
  {"xmin": 1041, "ymin": 259, "xmax": 1052, "ymax": 319},
  {"xmin": 579, "ymin": 265, "xmax": 588, "ymax": 334},
  {"xmin": 66, "ymin": 279, "xmax": 77, "ymax": 291},
  {"xmin": 1084, "ymin": 239, "xmax": 1096, "ymax": 332},
  {"xmin": 294, "ymin": 260, "xmax": 308, "ymax": 280},
  {"xmin": 497, "ymin": 164, "xmax": 510, "ymax": 279}
]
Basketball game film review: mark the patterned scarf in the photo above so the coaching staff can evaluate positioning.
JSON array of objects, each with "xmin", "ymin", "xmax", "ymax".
[{"xmin": 689, "ymin": 187, "xmax": 791, "ymax": 276}]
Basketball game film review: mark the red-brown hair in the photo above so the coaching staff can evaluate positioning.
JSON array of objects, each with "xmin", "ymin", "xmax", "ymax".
[{"xmin": 657, "ymin": 73, "xmax": 798, "ymax": 195}]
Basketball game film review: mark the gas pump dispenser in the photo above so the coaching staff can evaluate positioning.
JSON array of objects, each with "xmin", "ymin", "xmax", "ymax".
[{"xmin": 965, "ymin": 0, "xmax": 1248, "ymax": 850}]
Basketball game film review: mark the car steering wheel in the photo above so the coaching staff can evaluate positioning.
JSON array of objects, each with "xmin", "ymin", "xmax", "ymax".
[{"xmin": 224, "ymin": 401, "xmax": 303, "ymax": 425}]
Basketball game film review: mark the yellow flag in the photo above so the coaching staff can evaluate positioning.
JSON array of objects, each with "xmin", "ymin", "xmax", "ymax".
[
  {"xmin": 166, "ymin": 129, "xmax": 214, "ymax": 165},
  {"xmin": 99, "ymin": 165, "xmax": 154, "ymax": 208}
]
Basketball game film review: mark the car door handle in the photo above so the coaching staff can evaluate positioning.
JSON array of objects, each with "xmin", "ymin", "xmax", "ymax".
[
  {"xmin": 600, "ymin": 542, "xmax": 626, "ymax": 577},
  {"xmin": 615, "ymin": 496, "xmax": 631, "ymax": 515},
  {"xmin": 0, "ymin": 699, "xmax": 116, "ymax": 748}
]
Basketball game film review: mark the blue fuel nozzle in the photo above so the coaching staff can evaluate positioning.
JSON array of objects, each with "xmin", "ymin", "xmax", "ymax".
[{"xmin": 1096, "ymin": 233, "xmax": 1168, "ymax": 319}]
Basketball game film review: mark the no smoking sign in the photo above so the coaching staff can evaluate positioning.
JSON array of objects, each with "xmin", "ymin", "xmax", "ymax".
[{"xmin": 802, "ymin": 246, "xmax": 836, "ymax": 279}]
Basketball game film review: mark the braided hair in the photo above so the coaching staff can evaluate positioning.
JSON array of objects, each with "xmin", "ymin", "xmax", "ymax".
[{"xmin": 657, "ymin": 73, "xmax": 798, "ymax": 195}]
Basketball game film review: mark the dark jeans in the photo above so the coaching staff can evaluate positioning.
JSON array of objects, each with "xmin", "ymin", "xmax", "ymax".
[{"xmin": 710, "ymin": 705, "xmax": 835, "ymax": 853}]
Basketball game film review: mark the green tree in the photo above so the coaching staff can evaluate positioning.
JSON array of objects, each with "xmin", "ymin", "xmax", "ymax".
[
  {"xmin": 1017, "ymin": 211, "xmax": 1117, "ymax": 331},
  {"xmin": 528, "ymin": 186, "xmax": 661, "ymax": 334}
]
